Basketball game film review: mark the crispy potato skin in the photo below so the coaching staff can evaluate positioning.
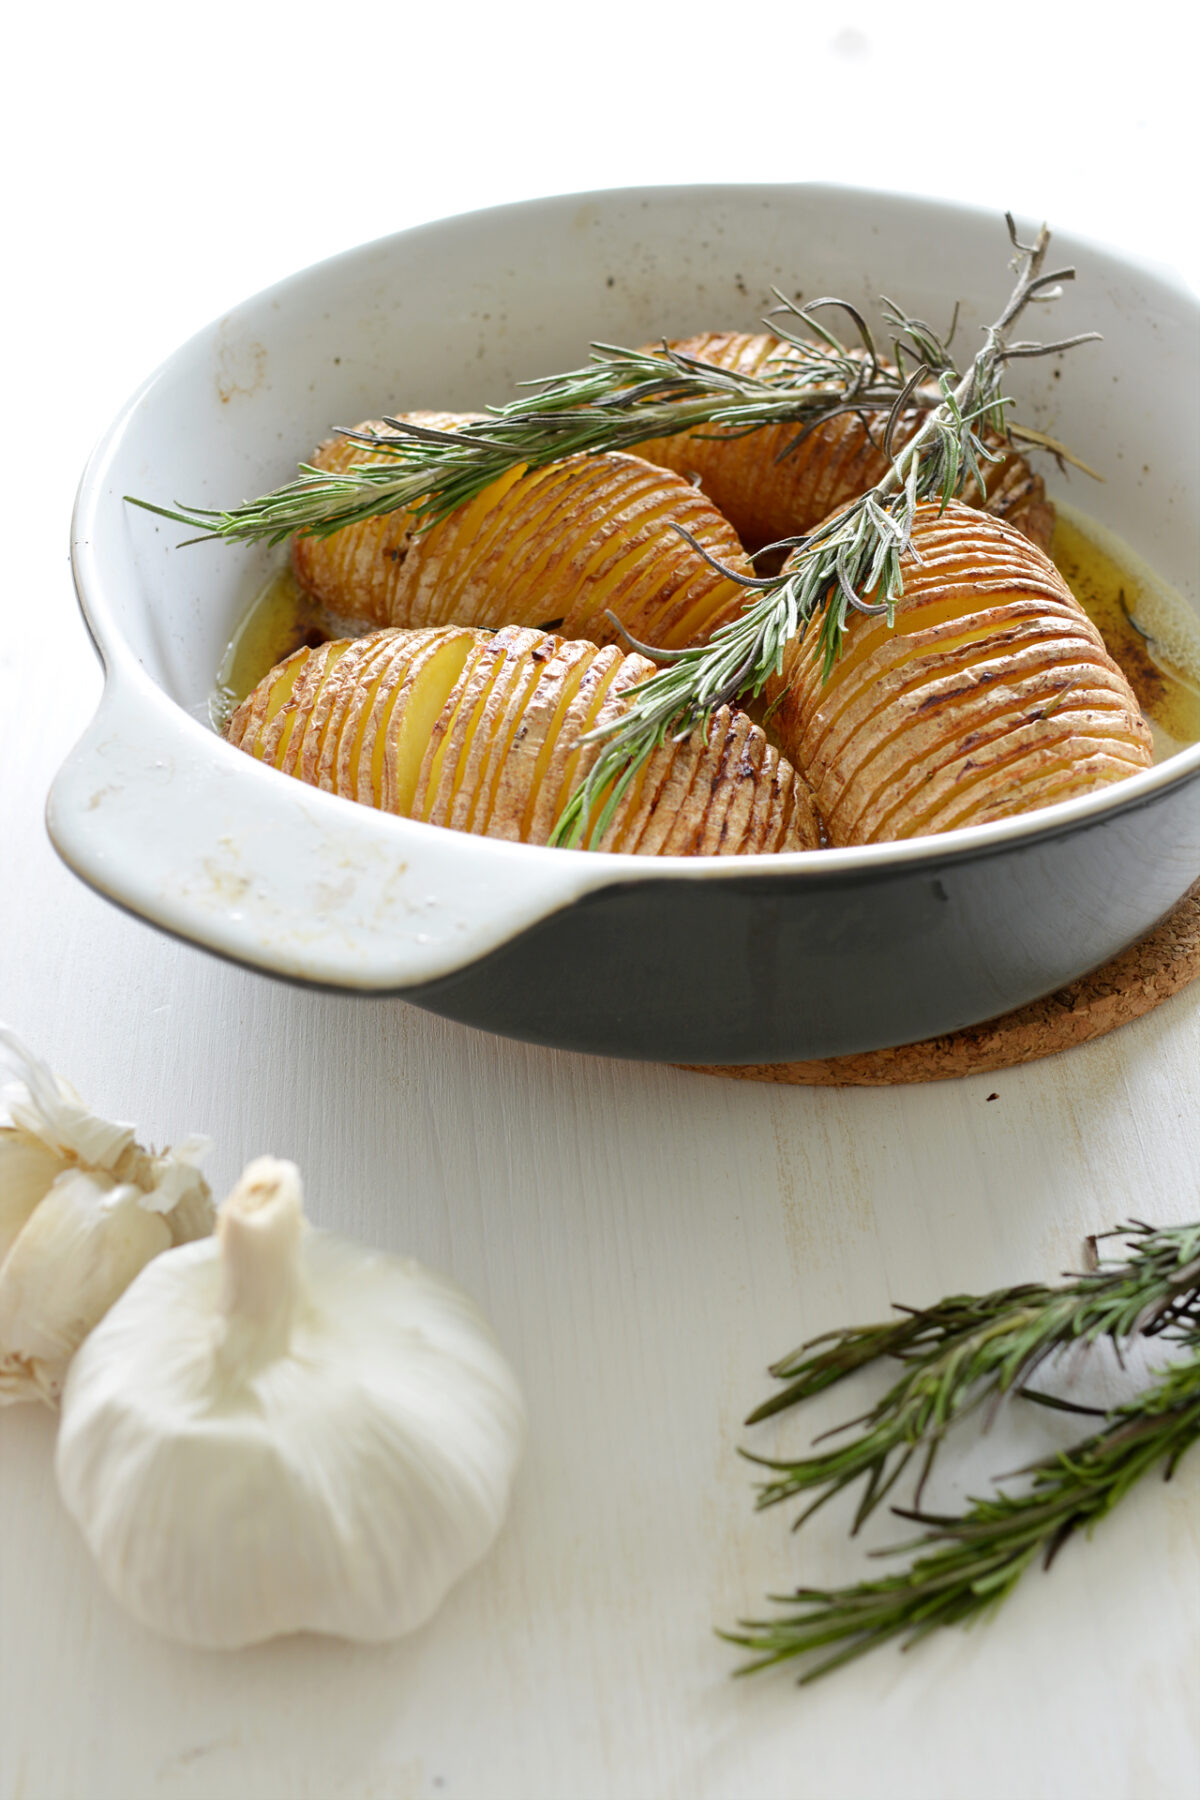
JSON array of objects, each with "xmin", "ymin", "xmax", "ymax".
[
  {"xmin": 226, "ymin": 625, "xmax": 820, "ymax": 855},
  {"xmin": 770, "ymin": 500, "xmax": 1153, "ymax": 845},
  {"xmin": 292, "ymin": 416, "xmax": 752, "ymax": 652},
  {"xmin": 632, "ymin": 332, "xmax": 1055, "ymax": 551}
]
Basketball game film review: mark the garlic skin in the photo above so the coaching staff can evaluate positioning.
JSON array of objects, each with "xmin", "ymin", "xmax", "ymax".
[
  {"xmin": 56, "ymin": 1157, "xmax": 526, "ymax": 1650},
  {"xmin": 0, "ymin": 1028, "xmax": 213, "ymax": 1405}
]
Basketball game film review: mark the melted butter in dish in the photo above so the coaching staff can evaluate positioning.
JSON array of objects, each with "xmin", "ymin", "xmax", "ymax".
[
  {"xmin": 211, "ymin": 569, "xmax": 349, "ymax": 732},
  {"xmin": 1051, "ymin": 503, "xmax": 1200, "ymax": 758}
]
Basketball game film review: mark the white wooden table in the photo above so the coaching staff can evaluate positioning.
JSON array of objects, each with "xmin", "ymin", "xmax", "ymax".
[{"xmin": 3, "ymin": 8, "xmax": 1198, "ymax": 1796}]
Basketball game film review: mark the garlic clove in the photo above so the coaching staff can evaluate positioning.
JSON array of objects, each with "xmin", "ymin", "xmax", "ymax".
[
  {"xmin": 0, "ymin": 1027, "xmax": 215, "ymax": 1407},
  {"xmin": 0, "ymin": 1170, "xmax": 173, "ymax": 1404},
  {"xmin": 0, "ymin": 1134, "xmax": 63, "ymax": 1262},
  {"xmin": 56, "ymin": 1157, "xmax": 526, "ymax": 1649}
]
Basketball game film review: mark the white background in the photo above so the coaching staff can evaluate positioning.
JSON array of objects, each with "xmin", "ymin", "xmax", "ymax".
[{"xmin": 2, "ymin": 5, "xmax": 1199, "ymax": 1798}]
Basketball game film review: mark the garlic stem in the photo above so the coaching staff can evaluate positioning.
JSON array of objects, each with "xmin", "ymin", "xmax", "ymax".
[{"xmin": 215, "ymin": 1158, "xmax": 303, "ymax": 1368}]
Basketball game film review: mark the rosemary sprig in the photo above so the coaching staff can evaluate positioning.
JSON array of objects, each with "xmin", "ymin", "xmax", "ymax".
[
  {"xmin": 551, "ymin": 217, "xmax": 1099, "ymax": 847},
  {"xmin": 724, "ymin": 1347, "xmax": 1200, "ymax": 1683},
  {"xmin": 126, "ymin": 316, "xmax": 931, "ymax": 547},
  {"xmin": 744, "ymin": 1219, "xmax": 1200, "ymax": 1529},
  {"xmin": 723, "ymin": 1220, "xmax": 1200, "ymax": 1683}
]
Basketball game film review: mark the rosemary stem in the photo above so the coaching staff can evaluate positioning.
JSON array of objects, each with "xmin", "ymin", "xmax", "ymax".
[{"xmin": 872, "ymin": 220, "xmax": 1048, "ymax": 510}]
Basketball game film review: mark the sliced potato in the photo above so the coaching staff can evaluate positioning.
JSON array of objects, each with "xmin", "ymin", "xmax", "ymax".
[
  {"xmin": 632, "ymin": 332, "xmax": 1054, "ymax": 550},
  {"xmin": 226, "ymin": 625, "xmax": 821, "ymax": 856},
  {"xmin": 770, "ymin": 500, "xmax": 1153, "ymax": 845},
  {"xmin": 226, "ymin": 627, "xmax": 478, "ymax": 809},
  {"xmin": 292, "ymin": 417, "xmax": 753, "ymax": 652}
]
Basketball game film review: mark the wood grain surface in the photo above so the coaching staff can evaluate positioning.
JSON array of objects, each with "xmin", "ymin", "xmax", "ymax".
[{"xmin": 2, "ymin": 17, "xmax": 1199, "ymax": 1800}]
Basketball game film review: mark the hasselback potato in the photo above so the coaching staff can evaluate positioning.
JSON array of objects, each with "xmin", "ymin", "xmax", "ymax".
[
  {"xmin": 227, "ymin": 623, "xmax": 819, "ymax": 855},
  {"xmin": 769, "ymin": 500, "xmax": 1153, "ymax": 845},
  {"xmin": 292, "ymin": 416, "xmax": 751, "ymax": 652},
  {"xmin": 632, "ymin": 332, "xmax": 1054, "ymax": 551}
]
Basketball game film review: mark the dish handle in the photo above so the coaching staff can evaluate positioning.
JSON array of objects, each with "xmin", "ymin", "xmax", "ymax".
[{"xmin": 46, "ymin": 667, "xmax": 611, "ymax": 990}]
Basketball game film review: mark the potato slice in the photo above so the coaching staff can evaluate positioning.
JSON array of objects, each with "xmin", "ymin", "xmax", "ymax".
[
  {"xmin": 771, "ymin": 501, "xmax": 1154, "ymax": 845},
  {"xmin": 290, "ymin": 413, "xmax": 473, "ymax": 630},
  {"xmin": 268, "ymin": 641, "xmax": 350, "ymax": 777},
  {"xmin": 446, "ymin": 630, "xmax": 549, "ymax": 836},
  {"xmin": 231, "ymin": 643, "xmax": 308, "ymax": 759},
  {"xmin": 307, "ymin": 634, "xmax": 400, "ymax": 797},
  {"xmin": 292, "ymin": 417, "xmax": 752, "ymax": 652},
  {"xmin": 802, "ymin": 627, "xmax": 1134, "ymax": 827},
  {"xmin": 226, "ymin": 628, "xmax": 478, "ymax": 798},
  {"xmin": 377, "ymin": 632, "xmax": 480, "ymax": 816},
  {"xmin": 412, "ymin": 636, "xmax": 517, "ymax": 830},
  {"xmin": 227, "ymin": 625, "xmax": 820, "ymax": 856},
  {"xmin": 632, "ymin": 332, "xmax": 1054, "ymax": 550},
  {"xmin": 495, "ymin": 637, "xmax": 603, "ymax": 843},
  {"xmin": 529, "ymin": 645, "xmax": 630, "ymax": 841}
]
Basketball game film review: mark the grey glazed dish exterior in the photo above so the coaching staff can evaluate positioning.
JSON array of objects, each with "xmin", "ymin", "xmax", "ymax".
[{"xmin": 54, "ymin": 186, "xmax": 1200, "ymax": 1061}]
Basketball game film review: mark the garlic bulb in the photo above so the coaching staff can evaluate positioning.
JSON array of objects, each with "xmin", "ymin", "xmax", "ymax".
[
  {"xmin": 0, "ymin": 1027, "xmax": 213, "ymax": 1405},
  {"xmin": 56, "ymin": 1157, "xmax": 526, "ymax": 1649}
]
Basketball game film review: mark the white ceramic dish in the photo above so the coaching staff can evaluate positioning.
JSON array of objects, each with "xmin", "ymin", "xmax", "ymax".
[{"xmin": 53, "ymin": 186, "xmax": 1200, "ymax": 1058}]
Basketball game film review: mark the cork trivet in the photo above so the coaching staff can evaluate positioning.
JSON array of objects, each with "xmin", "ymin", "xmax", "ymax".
[{"xmin": 683, "ymin": 884, "xmax": 1200, "ymax": 1088}]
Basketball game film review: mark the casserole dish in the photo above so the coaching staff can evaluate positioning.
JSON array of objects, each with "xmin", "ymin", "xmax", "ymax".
[{"xmin": 53, "ymin": 185, "xmax": 1200, "ymax": 1062}]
